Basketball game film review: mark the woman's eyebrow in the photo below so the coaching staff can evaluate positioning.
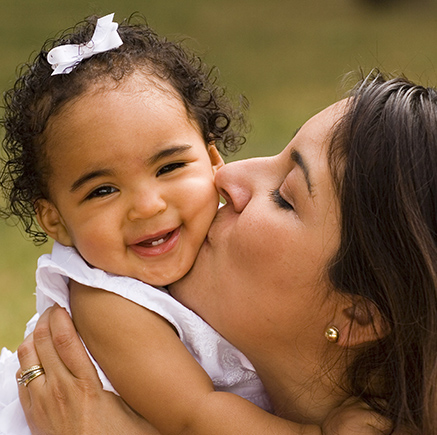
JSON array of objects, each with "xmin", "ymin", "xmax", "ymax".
[
  {"xmin": 290, "ymin": 148, "xmax": 312, "ymax": 195},
  {"xmin": 147, "ymin": 144, "xmax": 192, "ymax": 165}
]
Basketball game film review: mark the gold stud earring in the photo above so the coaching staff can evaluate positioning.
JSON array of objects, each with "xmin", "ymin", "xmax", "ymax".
[{"xmin": 325, "ymin": 326, "xmax": 339, "ymax": 343}]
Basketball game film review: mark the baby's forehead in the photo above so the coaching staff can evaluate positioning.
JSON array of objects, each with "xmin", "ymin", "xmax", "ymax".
[
  {"xmin": 78, "ymin": 69, "xmax": 171, "ymax": 93},
  {"xmin": 47, "ymin": 71, "xmax": 184, "ymax": 125}
]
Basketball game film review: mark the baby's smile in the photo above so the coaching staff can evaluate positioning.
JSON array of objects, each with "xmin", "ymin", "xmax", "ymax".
[{"xmin": 129, "ymin": 226, "xmax": 181, "ymax": 257}]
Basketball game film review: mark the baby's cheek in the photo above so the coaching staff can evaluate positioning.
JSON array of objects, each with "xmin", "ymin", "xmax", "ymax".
[{"xmin": 73, "ymin": 238, "xmax": 105, "ymax": 268}]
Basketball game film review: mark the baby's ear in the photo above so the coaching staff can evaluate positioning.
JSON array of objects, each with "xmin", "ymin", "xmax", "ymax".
[
  {"xmin": 35, "ymin": 199, "xmax": 74, "ymax": 247},
  {"xmin": 207, "ymin": 144, "xmax": 224, "ymax": 174}
]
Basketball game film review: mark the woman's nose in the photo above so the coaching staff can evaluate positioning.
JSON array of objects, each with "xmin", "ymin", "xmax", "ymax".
[
  {"xmin": 127, "ymin": 190, "xmax": 167, "ymax": 221},
  {"xmin": 215, "ymin": 157, "xmax": 271, "ymax": 213}
]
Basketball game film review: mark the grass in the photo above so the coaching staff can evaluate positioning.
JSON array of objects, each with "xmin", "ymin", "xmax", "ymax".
[{"xmin": 1, "ymin": 0, "xmax": 437, "ymax": 350}]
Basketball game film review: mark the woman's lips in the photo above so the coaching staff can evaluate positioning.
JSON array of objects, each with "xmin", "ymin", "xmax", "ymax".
[{"xmin": 129, "ymin": 227, "xmax": 181, "ymax": 257}]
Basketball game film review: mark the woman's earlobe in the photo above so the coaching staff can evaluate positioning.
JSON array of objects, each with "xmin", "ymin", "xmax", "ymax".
[
  {"xmin": 331, "ymin": 298, "xmax": 388, "ymax": 347},
  {"xmin": 35, "ymin": 199, "xmax": 74, "ymax": 247},
  {"xmin": 207, "ymin": 144, "xmax": 225, "ymax": 174}
]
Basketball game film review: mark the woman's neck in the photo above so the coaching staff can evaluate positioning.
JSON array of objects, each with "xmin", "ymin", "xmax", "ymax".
[{"xmin": 249, "ymin": 350, "xmax": 349, "ymax": 425}]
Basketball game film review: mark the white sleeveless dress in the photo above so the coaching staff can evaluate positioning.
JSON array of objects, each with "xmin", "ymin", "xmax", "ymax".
[{"xmin": 0, "ymin": 242, "xmax": 271, "ymax": 434}]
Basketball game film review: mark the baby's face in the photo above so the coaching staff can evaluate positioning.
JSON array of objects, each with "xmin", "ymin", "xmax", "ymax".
[{"xmin": 38, "ymin": 75, "xmax": 223, "ymax": 286}]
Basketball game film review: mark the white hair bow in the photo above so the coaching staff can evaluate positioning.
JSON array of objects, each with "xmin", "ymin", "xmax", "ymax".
[{"xmin": 47, "ymin": 13, "xmax": 123, "ymax": 76}]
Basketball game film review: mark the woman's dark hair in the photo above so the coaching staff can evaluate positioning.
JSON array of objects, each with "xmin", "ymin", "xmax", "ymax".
[
  {"xmin": 328, "ymin": 71, "xmax": 437, "ymax": 433},
  {"xmin": 0, "ymin": 14, "xmax": 248, "ymax": 244}
]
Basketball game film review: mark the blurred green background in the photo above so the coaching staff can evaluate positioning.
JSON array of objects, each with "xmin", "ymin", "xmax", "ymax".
[{"xmin": 1, "ymin": 0, "xmax": 437, "ymax": 350}]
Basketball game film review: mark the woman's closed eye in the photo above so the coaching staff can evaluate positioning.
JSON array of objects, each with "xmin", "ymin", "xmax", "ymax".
[
  {"xmin": 86, "ymin": 185, "xmax": 118, "ymax": 200},
  {"xmin": 270, "ymin": 188, "xmax": 294, "ymax": 211},
  {"xmin": 156, "ymin": 162, "xmax": 187, "ymax": 177}
]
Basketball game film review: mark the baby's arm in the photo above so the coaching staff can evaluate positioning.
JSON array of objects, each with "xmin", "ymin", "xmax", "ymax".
[{"xmin": 70, "ymin": 281, "xmax": 322, "ymax": 435}]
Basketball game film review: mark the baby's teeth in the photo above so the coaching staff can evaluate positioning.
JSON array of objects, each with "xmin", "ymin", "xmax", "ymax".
[{"xmin": 151, "ymin": 238, "xmax": 165, "ymax": 246}]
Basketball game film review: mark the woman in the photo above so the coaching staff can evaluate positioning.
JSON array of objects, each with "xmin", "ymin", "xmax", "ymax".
[{"xmin": 16, "ymin": 72, "xmax": 436, "ymax": 434}]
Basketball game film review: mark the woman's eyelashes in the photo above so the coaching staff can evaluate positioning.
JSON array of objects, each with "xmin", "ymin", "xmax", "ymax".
[
  {"xmin": 86, "ymin": 185, "xmax": 118, "ymax": 200},
  {"xmin": 156, "ymin": 162, "xmax": 187, "ymax": 177},
  {"xmin": 270, "ymin": 188, "xmax": 294, "ymax": 211}
]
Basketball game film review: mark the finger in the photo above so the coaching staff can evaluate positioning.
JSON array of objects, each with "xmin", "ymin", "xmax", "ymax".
[
  {"xmin": 17, "ymin": 366, "xmax": 31, "ymax": 412},
  {"xmin": 17, "ymin": 332, "xmax": 42, "ymax": 371},
  {"xmin": 15, "ymin": 334, "xmax": 33, "ymax": 409},
  {"xmin": 16, "ymin": 332, "xmax": 46, "ymax": 386},
  {"xmin": 43, "ymin": 304, "xmax": 100, "ymax": 383},
  {"xmin": 29, "ymin": 306, "xmax": 70, "ymax": 378},
  {"xmin": 33, "ymin": 305, "xmax": 91, "ymax": 379}
]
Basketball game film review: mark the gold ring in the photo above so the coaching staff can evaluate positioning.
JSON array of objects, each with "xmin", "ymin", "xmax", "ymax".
[
  {"xmin": 19, "ymin": 364, "xmax": 44, "ymax": 378},
  {"xmin": 18, "ymin": 364, "xmax": 45, "ymax": 387}
]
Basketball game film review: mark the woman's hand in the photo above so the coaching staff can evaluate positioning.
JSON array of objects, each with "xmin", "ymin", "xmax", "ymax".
[{"xmin": 16, "ymin": 305, "xmax": 159, "ymax": 435}]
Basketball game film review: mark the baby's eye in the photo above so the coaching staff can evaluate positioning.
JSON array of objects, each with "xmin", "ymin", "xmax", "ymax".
[
  {"xmin": 86, "ymin": 186, "xmax": 118, "ymax": 199},
  {"xmin": 156, "ymin": 162, "xmax": 187, "ymax": 176},
  {"xmin": 270, "ymin": 189, "xmax": 294, "ymax": 211}
]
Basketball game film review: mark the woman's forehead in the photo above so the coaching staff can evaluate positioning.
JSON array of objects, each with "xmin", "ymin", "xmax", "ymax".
[
  {"xmin": 286, "ymin": 100, "xmax": 347, "ymax": 161},
  {"xmin": 305, "ymin": 100, "xmax": 347, "ymax": 133}
]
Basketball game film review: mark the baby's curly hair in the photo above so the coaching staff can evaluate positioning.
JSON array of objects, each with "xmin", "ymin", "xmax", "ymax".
[{"xmin": 0, "ymin": 14, "xmax": 248, "ymax": 244}]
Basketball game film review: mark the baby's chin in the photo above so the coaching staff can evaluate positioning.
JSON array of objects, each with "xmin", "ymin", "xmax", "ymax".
[
  {"xmin": 92, "ymin": 249, "xmax": 198, "ymax": 289},
  {"xmin": 133, "ymin": 265, "xmax": 194, "ymax": 289}
]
